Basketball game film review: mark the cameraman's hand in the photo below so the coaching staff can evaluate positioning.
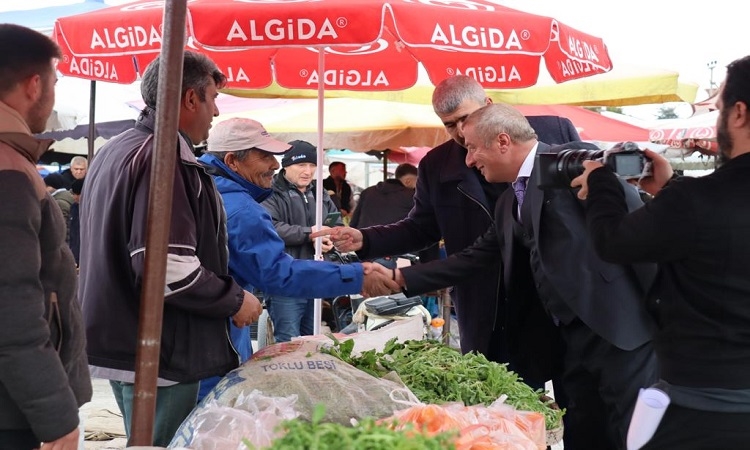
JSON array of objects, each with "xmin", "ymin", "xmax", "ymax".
[
  {"xmin": 310, "ymin": 226, "xmax": 363, "ymax": 252},
  {"xmin": 570, "ymin": 160, "xmax": 604, "ymax": 200},
  {"xmin": 232, "ymin": 290, "xmax": 263, "ymax": 328},
  {"xmin": 636, "ymin": 148, "xmax": 673, "ymax": 196}
]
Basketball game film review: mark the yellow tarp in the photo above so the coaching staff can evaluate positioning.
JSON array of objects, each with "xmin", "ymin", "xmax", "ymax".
[{"xmin": 224, "ymin": 65, "xmax": 698, "ymax": 107}]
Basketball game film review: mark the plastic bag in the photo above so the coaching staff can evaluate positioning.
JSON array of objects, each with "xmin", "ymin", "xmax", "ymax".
[
  {"xmin": 171, "ymin": 340, "xmax": 414, "ymax": 447},
  {"xmin": 170, "ymin": 389, "xmax": 297, "ymax": 449}
]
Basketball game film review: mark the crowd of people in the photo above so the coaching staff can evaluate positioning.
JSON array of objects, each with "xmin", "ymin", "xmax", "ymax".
[{"xmin": 3, "ymin": 21, "xmax": 750, "ymax": 450}]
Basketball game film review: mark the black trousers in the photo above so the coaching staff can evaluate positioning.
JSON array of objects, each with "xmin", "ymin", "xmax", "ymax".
[
  {"xmin": 641, "ymin": 404, "xmax": 750, "ymax": 449},
  {"xmin": 559, "ymin": 319, "xmax": 658, "ymax": 450},
  {"xmin": 0, "ymin": 429, "xmax": 38, "ymax": 450}
]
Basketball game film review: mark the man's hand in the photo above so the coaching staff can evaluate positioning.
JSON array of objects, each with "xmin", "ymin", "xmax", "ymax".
[
  {"xmin": 310, "ymin": 226, "xmax": 363, "ymax": 252},
  {"xmin": 232, "ymin": 290, "xmax": 263, "ymax": 328},
  {"xmin": 361, "ymin": 262, "xmax": 400, "ymax": 297},
  {"xmin": 635, "ymin": 148, "xmax": 673, "ymax": 196},
  {"xmin": 310, "ymin": 225, "xmax": 330, "ymax": 237},
  {"xmin": 320, "ymin": 236, "xmax": 334, "ymax": 253},
  {"xmin": 40, "ymin": 428, "xmax": 79, "ymax": 450},
  {"xmin": 570, "ymin": 160, "xmax": 604, "ymax": 200},
  {"xmin": 310, "ymin": 225, "xmax": 335, "ymax": 252}
]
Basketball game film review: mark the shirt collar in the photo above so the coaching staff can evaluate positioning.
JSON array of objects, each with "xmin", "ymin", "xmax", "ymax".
[{"xmin": 516, "ymin": 141, "xmax": 539, "ymax": 180}]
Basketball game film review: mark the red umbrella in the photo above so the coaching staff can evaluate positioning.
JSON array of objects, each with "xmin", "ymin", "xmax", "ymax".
[
  {"xmin": 648, "ymin": 111, "xmax": 718, "ymax": 155},
  {"xmin": 515, "ymin": 105, "xmax": 651, "ymax": 142},
  {"xmin": 53, "ymin": 0, "xmax": 612, "ymax": 90}
]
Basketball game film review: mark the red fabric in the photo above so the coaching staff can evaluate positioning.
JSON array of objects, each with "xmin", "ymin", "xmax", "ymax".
[
  {"xmin": 53, "ymin": 0, "xmax": 612, "ymax": 89},
  {"xmin": 515, "ymin": 105, "xmax": 651, "ymax": 142}
]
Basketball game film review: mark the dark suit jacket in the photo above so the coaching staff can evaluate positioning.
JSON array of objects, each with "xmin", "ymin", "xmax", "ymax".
[
  {"xmin": 402, "ymin": 142, "xmax": 657, "ymax": 381},
  {"xmin": 359, "ymin": 140, "xmax": 503, "ymax": 357}
]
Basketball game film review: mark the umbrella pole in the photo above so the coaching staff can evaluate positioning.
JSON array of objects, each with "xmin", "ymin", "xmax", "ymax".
[
  {"xmin": 313, "ymin": 48, "xmax": 325, "ymax": 336},
  {"xmin": 87, "ymin": 80, "xmax": 96, "ymax": 162},
  {"xmin": 383, "ymin": 150, "xmax": 388, "ymax": 182},
  {"xmin": 130, "ymin": 0, "xmax": 187, "ymax": 445}
]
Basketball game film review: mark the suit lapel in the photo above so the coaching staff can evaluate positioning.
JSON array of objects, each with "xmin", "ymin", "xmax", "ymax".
[{"xmin": 529, "ymin": 144, "xmax": 550, "ymax": 237}]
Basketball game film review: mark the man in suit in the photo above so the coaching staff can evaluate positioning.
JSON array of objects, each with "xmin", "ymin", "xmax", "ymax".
[
  {"xmin": 313, "ymin": 75, "xmax": 581, "ymax": 369},
  {"xmin": 572, "ymin": 55, "xmax": 750, "ymax": 449},
  {"xmin": 388, "ymin": 104, "xmax": 659, "ymax": 449}
]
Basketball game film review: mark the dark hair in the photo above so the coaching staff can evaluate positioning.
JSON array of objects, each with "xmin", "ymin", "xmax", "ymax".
[
  {"xmin": 329, "ymin": 161, "xmax": 345, "ymax": 171},
  {"xmin": 0, "ymin": 24, "xmax": 61, "ymax": 97},
  {"xmin": 395, "ymin": 163, "xmax": 418, "ymax": 179},
  {"xmin": 44, "ymin": 172, "xmax": 66, "ymax": 190},
  {"xmin": 71, "ymin": 178, "xmax": 85, "ymax": 195},
  {"xmin": 720, "ymin": 56, "xmax": 750, "ymax": 114},
  {"xmin": 140, "ymin": 50, "xmax": 227, "ymax": 109}
]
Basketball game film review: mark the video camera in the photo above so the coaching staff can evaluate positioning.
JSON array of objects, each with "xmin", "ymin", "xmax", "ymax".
[{"xmin": 537, "ymin": 141, "xmax": 652, "ymax": 189}]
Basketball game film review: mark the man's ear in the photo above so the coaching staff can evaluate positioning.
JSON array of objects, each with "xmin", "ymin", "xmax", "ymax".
[
  {"xmin": 731, "ymin": 101, "xmax": 749, "ymax": 129},
  {"xmin": 497, "ymin": 132, "xmax": 511, "ymax": 152},
  {"xmin": 223, "ymin": 152, "xmax": 237, "ymax": 170},
  {"xmin": 182, "ymin": 88, "xmax": 198, "ymax": 112},
  {"xmin": 23, "ymin": 74, "xmax": 42, "ymax": 101}
]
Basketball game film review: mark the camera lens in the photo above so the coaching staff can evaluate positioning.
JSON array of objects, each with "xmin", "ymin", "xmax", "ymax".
[{"xmin": 557, "ymin": 149, "xmax": 603, "ymax": 185}]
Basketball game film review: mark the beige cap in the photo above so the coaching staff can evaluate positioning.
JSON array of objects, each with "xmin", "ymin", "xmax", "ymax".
[{"xmin": 207, "ymin": 118, "xmax": 291, "ymax": 154}]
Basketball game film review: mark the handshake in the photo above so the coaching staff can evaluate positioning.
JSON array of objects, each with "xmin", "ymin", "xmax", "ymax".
[
  {"xmin": 361, "ymin": 261, "xmax": 404, "ymax": 298},
  {"xmin": 310, "ymin": 226, "xmax": 406, "ymax": 298}
]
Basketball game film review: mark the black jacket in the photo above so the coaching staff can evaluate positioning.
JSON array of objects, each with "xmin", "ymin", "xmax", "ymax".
[
  {"xmin": 323, "ymin": 175, "xmax": 352, "ymax": 212},
  {"xmin": 358, "ymin": 140, "xmax": 504, "ymax": 358},
  {"xmin": 356, "ymin": 116, "xmax": 582, "ymax": 360},
  {"xmin": 350, "ymin": 179, "xmax": 414, "ymax": 228},
  {"xmin": 401, "ymin": 142, "xmax": 657, "ymax": 381},
  {"xmin": 586, "ymin": 154, "xmax": 750, "ymax": 389}
]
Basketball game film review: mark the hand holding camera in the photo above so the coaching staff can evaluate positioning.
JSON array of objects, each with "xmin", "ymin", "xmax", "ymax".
[{"xmin": 538, "ymin": 141, "xmax": 653, "ymax": 190}]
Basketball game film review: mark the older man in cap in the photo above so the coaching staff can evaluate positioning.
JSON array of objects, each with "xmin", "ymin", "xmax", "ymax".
[
  {"xmin": 261, "ymin": 140, "xmax": 342, "ymax": 342},
  {"xmin": 196, "ymin": 119, "xmax": 397, "ymax": 398}
]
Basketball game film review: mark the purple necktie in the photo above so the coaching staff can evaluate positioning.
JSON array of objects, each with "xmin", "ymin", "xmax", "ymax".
[
  {"xmin": 512, "ymin": 177, "xmax": 528, "ymax": 223},
  {"xmin": 512, "ymin": 176, "xmax": 528, "ymax": 208}
]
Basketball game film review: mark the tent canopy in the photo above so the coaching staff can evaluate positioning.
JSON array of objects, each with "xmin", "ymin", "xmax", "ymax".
[
  {"xmin": 224, "ymin": 64, "xmax": 699, "ymax": 107},
  {"xmin": 52, "ymin": 96, "xmax": 650, "ymax": 154}
]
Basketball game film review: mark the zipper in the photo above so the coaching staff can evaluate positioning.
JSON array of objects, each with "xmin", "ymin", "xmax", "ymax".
[{"xmin": 456, "ymin": 184, "xmax": 502, "ymax": 333}]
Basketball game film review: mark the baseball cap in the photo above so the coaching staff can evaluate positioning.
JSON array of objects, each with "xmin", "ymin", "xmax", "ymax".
[
  {"xmin": 207, "ymin": 118, "xmax": 291, "ymax": 154},
  {"xmin": 282, "ymin": 140, "xmax": 318, "ymax": 167}
]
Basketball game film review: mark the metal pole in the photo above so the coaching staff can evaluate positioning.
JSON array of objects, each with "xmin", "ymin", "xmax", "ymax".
[
  {"xmin": 130, "ymin": 0, "xmax": 186, "ymax": 445},
  {"xmin": 382, "ymin": 150, "xmax": 388, "ymax": 181},
  {"xmin": 87, "ymin": 80, "xmax": 96, "ymax": 162},
  {"xmin": 312, "ymin": 48, "xmax": 325, "ymax": 335},
  {"xmin": 440, "ymin": 288, "xmax": 451, "ymax": 346}
]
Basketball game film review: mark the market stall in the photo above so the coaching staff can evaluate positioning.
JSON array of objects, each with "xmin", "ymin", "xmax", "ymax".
[{"xmin": 169, "ymin": 314, "xmax": 563, "ymax": 450}]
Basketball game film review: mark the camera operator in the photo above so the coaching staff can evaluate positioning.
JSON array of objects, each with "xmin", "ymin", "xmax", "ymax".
[
  {"xmin": 572, "ymin": 55, "xmax": 750, "ymax": 449},
  {"xmin": 385, "ymin": 103, "xmax": 658, "ymax": 449}
]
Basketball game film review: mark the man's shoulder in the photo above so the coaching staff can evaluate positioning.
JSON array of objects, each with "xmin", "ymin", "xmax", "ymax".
[{"xmin": 423, "ymin": 139, "xmax": 456, "ymax": 156}]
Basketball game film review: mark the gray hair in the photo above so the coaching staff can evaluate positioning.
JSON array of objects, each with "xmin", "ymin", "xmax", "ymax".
[
  {"xmin": 464, "ymin": 104, "xmax": 537, "ymax": 147},
  {"xmin": 140, "ymin": 51, "xmax": 227, "ymax": 109},
  {"xmin": 70, "ymin": 156, "xmax": 88, "ymax": 167},
  {"xmin": 207, "ymin": 149, "xmax": 252, "ymax": 162},
  {"xmin": 432, "ymin": 75, "xmax": 487, "ymax": 116}
]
